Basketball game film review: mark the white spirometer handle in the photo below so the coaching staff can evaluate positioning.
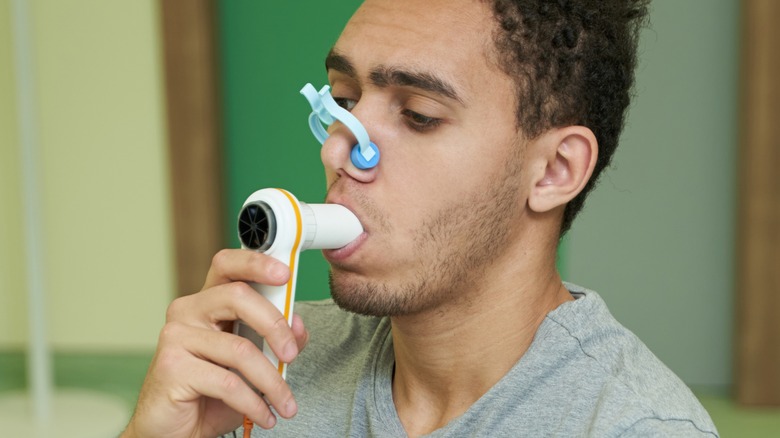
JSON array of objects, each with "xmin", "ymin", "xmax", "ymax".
[{"xmin": 233, "ymin": 188, "xmax": 362, "ymax": 380}]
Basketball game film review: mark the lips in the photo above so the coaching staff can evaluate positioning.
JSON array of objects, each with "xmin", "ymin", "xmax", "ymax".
[
  {"xmin": 323, "ymin": 196, "xmax": 368, "ymax": 263},
  {"xmin": 323, "ymin": 231, "xmax": 367, "ymax": 263}
]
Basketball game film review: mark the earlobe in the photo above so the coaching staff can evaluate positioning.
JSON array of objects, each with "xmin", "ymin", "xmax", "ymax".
[{"xmin": 528, "ymin": 126, "xmax": 598, "ymax": 213}]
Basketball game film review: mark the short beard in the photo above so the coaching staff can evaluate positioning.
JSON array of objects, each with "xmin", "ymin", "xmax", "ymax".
[
  {"xmin": 329, "ymin": 147, "xmax": 524, "ymax": 317},
  {"xmin": 329, "ymin": 273, "xmax": 420, "ymax": 317}
]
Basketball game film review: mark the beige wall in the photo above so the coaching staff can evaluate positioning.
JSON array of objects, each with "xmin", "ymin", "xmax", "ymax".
[{"xmin": 0, "ymin": 0, "xmax": 173, "ymax": 351}]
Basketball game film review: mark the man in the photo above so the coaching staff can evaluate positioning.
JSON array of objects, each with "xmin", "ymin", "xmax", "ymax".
[{"xmin": 124, "ymin": 0, "xmax": 718, "ymax": 436}]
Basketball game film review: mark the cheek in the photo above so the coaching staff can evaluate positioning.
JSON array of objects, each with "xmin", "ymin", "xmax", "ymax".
[
  {"xmin": 370, "ymin": 113, "xmax": 521, "ymax": 226},
  {"xmin": 377, "ymin": 150, "xmax": 492, "ymax": 233}
]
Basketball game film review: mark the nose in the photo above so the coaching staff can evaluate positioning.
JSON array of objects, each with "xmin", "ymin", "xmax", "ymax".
[{"xmin": 321, "ymin": 122, "xmax": 378, "ymax": 183}]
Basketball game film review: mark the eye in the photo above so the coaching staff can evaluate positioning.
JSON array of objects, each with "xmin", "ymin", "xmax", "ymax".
[
  {"xmin": 333, "ymin": 97, "xmax": 357, "ymax": 112},
  {"xmin": 402, "ymin": 109, "xmax": 442, "ymax": 132}
]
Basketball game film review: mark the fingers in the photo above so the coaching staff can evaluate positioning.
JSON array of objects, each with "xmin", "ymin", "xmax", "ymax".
[
  {"xmin": 203, "ymin": 249, "xmax": 290, "ymax": 291},
  {"xmin": 167, "ymin": 282, "xmax": 300, "ymax": 364},
  {"xmin": 161, "ymin": 323, "xmax": 299, "ymax": 423},
  {"xmin": 291, "ymin": 313, "xmax": 309, "ymax": 352},
  {"xmin": 130, "ymin": 248, "xmax": 308, "ymax": 437},
  {"xmin": 190, "ymin": 248, "xmax": 302, "ymax": 362}
]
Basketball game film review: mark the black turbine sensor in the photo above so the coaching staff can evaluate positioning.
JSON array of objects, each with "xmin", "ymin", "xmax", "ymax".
[{"xmin": 237, "ymin": 201, "xmax": 276, "ymax": 251}]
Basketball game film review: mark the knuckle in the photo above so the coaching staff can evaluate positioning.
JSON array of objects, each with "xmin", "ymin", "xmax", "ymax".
[
  {"xmin": 165, "ymin": 296, "xmax": 188, "ymax": 322},
  {"xmin": 226, "ymin": 281, "xmax": 254, "ymax": 302},
  {"xmin": 270, "ymin": 314, "xmax": 292, "ymax": 339},
  {"xmin": 220, "ymin": 371, "xmax": 243, "ymax": 393},
  {"xmin": 267, "ymin": 371, "xmax": 288, "ymax": 397},
  {"xmin": 211, "ymin": 249, "xmax": 232, "ymax": 270},
  {"xmin": 231, "ymin": 337, "xmax": 257, "ymax": 362},
  {"xmin": 158, "ymin": 321, "xmax": 184, "ymax": 343},
  {"xmin": 271, "ymin": 314, "xmax": 287, "ymax": 331}
]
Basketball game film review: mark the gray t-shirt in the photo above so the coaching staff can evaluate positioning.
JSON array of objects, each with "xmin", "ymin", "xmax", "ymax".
[{"xmin": 233, "ymin": 284, "xmax": 718, "ymax": 437}]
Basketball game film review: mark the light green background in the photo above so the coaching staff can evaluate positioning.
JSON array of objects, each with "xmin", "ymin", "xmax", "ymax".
[
  {"xmin": 0, "ymin": 0, "xmax": 25, "ymax": 348},
  {"xmin": 0, "ymin": 0, "xmax": 172, "ymax": 350},
  {"xmin": 567, "ymin": 0, "xmax": 738, "ymax": 390}
]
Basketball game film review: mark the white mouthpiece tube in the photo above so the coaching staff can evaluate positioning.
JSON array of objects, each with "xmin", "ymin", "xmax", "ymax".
[{"xmin": 300, "ymin": 203, "xmax": 363, "ymax": 250}]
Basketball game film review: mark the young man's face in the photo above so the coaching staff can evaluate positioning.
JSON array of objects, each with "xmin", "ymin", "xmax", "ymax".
[{"xmin": 322, "ymin": 0, "xmax": 534, "ymax": 316}]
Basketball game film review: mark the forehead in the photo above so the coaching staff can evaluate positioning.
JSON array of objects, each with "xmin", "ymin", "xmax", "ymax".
[{"xmin": 333, "ymin": 0, "xmax": 499, "ymax": 87}]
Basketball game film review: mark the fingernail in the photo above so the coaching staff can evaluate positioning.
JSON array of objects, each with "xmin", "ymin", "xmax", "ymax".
[
  {"xmin": 269, "ymin": 262, "xmax": 288, "ymax": 281},
  {"xmin": 266, "ymin": 412, "xmax": 276, "ymax": 428},
  {"xmin": 286, "ymin": 398, "xmax": 298, "ymax": 417},
  {"xmin": 284, "ymin": 340, "xmax": 298, "ymax": 360}
]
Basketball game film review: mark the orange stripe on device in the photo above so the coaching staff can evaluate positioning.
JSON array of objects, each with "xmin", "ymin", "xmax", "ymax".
[{"xmin": 276, "ymin": 188, "xmax": 302, "ymax": 375}]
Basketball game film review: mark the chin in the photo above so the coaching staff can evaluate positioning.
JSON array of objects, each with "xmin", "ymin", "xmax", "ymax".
[
  {"xmin": 328, "ymin": 271, "xmax": 387, "ymax": 317},
  {"xmin": 327, "ymin": 270, "xmax": 443, "ymax": 318}
]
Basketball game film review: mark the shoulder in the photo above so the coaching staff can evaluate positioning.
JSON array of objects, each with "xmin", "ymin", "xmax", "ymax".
[{"xmin": 541, "ymin": 283, "xmax": 719, "ymax": 437}]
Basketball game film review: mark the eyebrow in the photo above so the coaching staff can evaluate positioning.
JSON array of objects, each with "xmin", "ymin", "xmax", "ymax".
[
  {"xmin": 325, "ymin": 49, "xmax": 463, "ymax": 104},
  {"xmin": 325, "ymin": 49, "xmax": 357, "ymax": 77}
]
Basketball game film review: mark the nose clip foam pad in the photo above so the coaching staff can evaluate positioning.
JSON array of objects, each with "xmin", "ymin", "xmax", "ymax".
[{"xmin": 300, "ymin": 83, "xmax": 380, "ymax": 170}]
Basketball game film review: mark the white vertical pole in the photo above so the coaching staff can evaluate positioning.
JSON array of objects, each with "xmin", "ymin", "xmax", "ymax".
[{"xmin": 11, "ymin": 0, "xmax": 53, "ymax": 423}]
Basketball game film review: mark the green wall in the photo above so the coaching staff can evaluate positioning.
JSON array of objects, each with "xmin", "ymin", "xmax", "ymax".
[{"xmin": 218, "ymin": 1, "xmax": 362, "ymax": 301}]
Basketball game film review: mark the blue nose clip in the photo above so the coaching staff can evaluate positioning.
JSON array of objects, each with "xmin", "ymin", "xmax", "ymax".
[{"xmin": 300, "ymin": 83, "xmax": 380, "ymax": 170}]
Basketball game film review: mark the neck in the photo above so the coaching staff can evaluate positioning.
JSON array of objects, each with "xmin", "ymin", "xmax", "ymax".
[{"xmin": 389, "ymin": 231, "xmax": 572, "ymax": 436}]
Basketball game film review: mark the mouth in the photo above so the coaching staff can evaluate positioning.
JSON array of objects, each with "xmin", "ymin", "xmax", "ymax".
[
  {"xmin": 323, "ymin": 231, "xmax": 367, "ymax": 263},
  {"xmin": 323, "ymin": 196, "xmax": 368, "ymax": 263}
]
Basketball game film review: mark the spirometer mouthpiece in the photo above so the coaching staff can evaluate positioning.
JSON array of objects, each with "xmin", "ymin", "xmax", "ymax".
[{"xmin": 235, "ymin": 188, "xmax": 362, "ymax": 380}]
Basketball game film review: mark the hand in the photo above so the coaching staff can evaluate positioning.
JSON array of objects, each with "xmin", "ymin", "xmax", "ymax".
[{"xmin": 122, "ymin": 249, "xmax": 309, "ymax": 438}]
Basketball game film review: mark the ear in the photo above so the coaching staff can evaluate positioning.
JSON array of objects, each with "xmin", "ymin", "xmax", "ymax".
[{"xmin": 527, "ymin": 126, "xmax": 598, "ymax": 213}]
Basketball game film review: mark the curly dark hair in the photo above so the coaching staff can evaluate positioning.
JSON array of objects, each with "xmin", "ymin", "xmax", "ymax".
[{"xmin": 486, "ymin": 0, "xmax": 650, "ymax": 235}]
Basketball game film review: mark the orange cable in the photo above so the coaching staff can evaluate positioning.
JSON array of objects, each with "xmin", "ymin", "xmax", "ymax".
[{"xmin": 243, "ymin": 415, "xmax": 254, "ymax": 438}]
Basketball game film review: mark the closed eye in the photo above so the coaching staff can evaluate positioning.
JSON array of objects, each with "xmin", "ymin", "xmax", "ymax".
[
  {"xmin": 402, "ymin": 109, "xmax": 442, "ymax": 132},
  {"xmin": 334, "ymin": 96, "xmax": 443, "ymax": 133}
]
